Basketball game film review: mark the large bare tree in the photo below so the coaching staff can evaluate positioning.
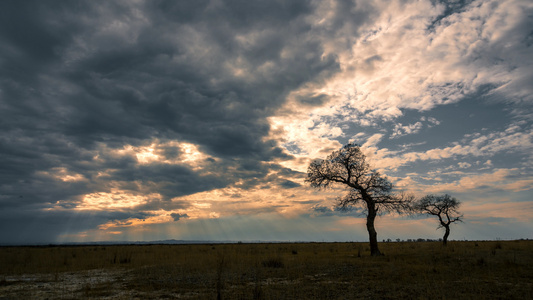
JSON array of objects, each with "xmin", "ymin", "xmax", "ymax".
[
  {"xmin": 414, "ymin": 194, "xmax": 463, "ymax": 246},
  {"xmin": 306, "ymin": 143, "xmax": 414, "ymax": 256}
]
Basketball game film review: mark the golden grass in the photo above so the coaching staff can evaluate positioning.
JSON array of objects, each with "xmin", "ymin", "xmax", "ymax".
[{"xmin": 1, "ymin": 241, "xmax": 532, "ymax": 299}]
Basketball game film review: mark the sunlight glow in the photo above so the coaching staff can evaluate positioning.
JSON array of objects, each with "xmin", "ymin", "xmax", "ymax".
[
  {"xmin": 135, "ymin": 145, "xmax": 160, "ymax": 164},
  {"xmin": 78, "ymin": 189, "xmax": 162, "ymax": 210},
  {"xmin": 36, "ymin": 167, "xmax": 86, "ymax": 182},
  {"xmin": 97, "ymin": 210, "xmax": 178, "ymax": 230},
  {"xmin": 179, "ymin": 142, "xmax": 207, "ymax": 164},
  {"xmin": 113, "ymin": 140, "xmax": 213, "ymax": 170}
]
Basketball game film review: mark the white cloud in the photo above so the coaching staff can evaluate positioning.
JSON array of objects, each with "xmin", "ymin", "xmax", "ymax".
[
  {"xmin": 408, "ymin": 167, "xmax": 533, "ymax": 195},
  {"xmin": 272, "ymin": 0, "xmax": 533, "ymax": 150},
  {"xmin": 390, "ymin": 122, "xmax": 423, "ymax": 138},
  {"xmin": 378, "ymin": 123, "xmax": 533, "ymax": 170},
  {"xmin": 458, "ymin": 162, "xmax": 472, "ymax": 169}
]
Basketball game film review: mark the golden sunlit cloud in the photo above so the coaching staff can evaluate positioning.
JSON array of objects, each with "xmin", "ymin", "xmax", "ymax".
[
  {"xmin": 77, "ymin": 189, "xmax": 162, "ymax": 210},
  {"xmin": 111, "ymin": 139, "xmax": 214, "ymax": 169},
  {"xmin": 97, "ymin": 209, "xmax": 181, "ymax": 230},
  {"xmin": 36, "ymin": 167, "xmax": 86, "ymax": 182}
]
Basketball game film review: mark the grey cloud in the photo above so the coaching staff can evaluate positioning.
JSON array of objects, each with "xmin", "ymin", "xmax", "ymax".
[
  {"xmin": 468, "ymin": 216, "xmax": 513, "ymax": 223},
  {"xmin": 427, "ymin": 0, "xmax": 475, "ymax": 32},
  {"xmin": 171, "ymin": 213, "xmax": 190, "ymax": 221},
  {"xmin": 294, "ymin": 93, "xmax": 329, "ymax": 107},
  {"xmin": 311, "ymin": 205, "xmax": 335, "ymax": 216},
  {"xmin": 108, "ymin": 163, "xmax": 233, "ymax": 199},
  {"xmin": 362, "ymin": 55, "xmax": 383, "ymax": 71},
  {"xmin": 309, "ymin": 204, "xmax": 356, "ymax": 217},
  {"xmin": 278, "ymin": 180, "xmax": 301, "ymax": 189}
]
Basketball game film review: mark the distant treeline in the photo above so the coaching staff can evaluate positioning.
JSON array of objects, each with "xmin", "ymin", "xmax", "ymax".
[{"xmin": 384, "ymin": 238, "xmax": 530, "ymax": 243}]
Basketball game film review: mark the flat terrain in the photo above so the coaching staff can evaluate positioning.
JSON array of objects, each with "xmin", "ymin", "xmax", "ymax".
[{"xmin": 0, "ymin": 241, "xmax": 532, "ymax": 299}]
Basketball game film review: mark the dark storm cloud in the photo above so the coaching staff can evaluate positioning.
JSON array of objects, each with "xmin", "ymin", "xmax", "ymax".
[
  {"xmin": 0, "ymin": 0, "xmax": 377, "ymax": 243},
  {"xmin": 108, "ymin": 163, "xmax": 233, "ymax": 199}
]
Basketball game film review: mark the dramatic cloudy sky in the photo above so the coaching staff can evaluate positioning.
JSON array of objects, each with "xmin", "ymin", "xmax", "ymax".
[{"xmin": 1, "ymin": 0, "xmax": 532, "ymax": 244}]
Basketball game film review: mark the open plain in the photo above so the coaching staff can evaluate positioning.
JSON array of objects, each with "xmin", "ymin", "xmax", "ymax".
[{"xmin": 0, "ymin": 240, "xmax": 532, "ymax": 299}]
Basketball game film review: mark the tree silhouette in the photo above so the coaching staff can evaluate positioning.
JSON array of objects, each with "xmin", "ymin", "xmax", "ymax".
[
  {"xmin": 306, "ymin": 143, "xmax": 414, "ymax": 256},
  {"xmin": 414, "ymin": 194, "xmax": 463, "ymax": 246}
]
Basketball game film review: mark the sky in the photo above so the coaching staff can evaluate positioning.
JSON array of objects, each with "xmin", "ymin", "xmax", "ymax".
[{"xmin": 0, "ymin": 0, "xmax": 532, "ymax": 245}]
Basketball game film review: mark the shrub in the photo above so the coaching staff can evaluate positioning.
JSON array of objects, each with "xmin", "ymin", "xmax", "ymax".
[{"xmin": 261, "ymin": 257, "xmax": 284, "ymax": 268}]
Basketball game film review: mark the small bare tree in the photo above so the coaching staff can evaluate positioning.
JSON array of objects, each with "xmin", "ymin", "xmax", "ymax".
[
  {"xmin": 306, "ymin": 143, "xmax": 414, "ymax": 256},
  {"xmin": 414, "ymin": 194, "xmax": 463, "ymax": 246}
]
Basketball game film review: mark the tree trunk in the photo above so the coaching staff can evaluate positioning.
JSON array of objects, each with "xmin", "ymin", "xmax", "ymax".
[
  {"xmin": 442, "ymin": 225, "xmax": 450, "ymax": 246},
  {"xmin": 366, "ymin": 203, "xmax": 382, "ymax": 256}
]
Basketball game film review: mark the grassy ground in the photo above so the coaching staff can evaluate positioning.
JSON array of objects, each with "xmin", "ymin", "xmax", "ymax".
[{"xmin": 0, "ymin": 240, "xmax": 532, "ymax": 299}]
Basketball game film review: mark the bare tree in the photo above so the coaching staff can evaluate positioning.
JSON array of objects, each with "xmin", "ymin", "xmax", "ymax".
[
  {"xmin": 306, "ymin": 143, "xmax": 414, "ymax": 256},
  {"xmin": 414, "ymin": 194, "xmax": 463, "ymax": 246}
]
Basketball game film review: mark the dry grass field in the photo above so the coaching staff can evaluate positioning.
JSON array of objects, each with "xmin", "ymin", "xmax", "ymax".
[{"xmin": 0, "ymin": 240, "xmax": 532, "ymax": 299}]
